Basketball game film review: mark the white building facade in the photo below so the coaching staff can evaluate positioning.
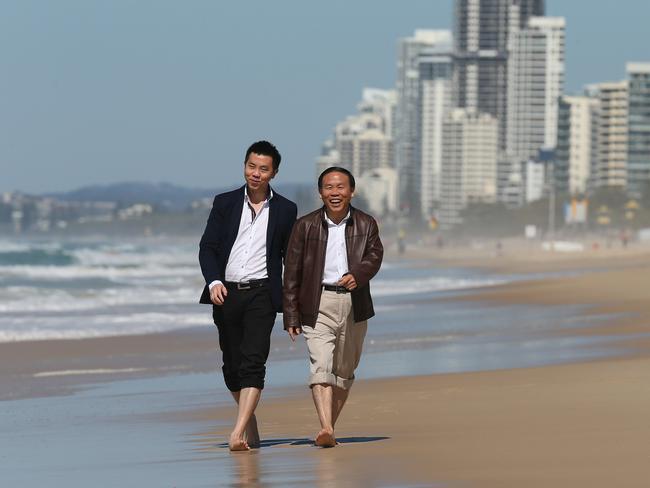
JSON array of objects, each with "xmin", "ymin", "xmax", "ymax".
[
  {"xmin": 503, "ymin": 16, "xmax": 565, "ymax": 204},
  {"xmin": 418, "ymin": 50, "xmax": 453, "ymax": 222},
  {"xmin": 317, "ymin": 89, "xmax": 396, "ymax": 180},
  {"xmin": 396, "ymin": 30, "xmax": 452, "ymax": 218},
  {"xmin": 590, "ymin": 81, "xmax": 629, "ymax": 190},
  {"xmin": 355, "ymin": 167, "xmax": 399, "ymax": 217},
  {"xmin": 439, "ymin": 109, "xmax": 498, "ymax": 227},
  {"xmin": 555, "ymin": 95, "xmax": 599, "ymax": 196}
]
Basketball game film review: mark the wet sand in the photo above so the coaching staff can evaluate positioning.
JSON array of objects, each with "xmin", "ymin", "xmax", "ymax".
[
  {"xmin": 0, "ymin": 328, "xmax": 218, "ymax": 401},
  {"xmin": 189, "ymin": 358, "xmax": 650, "ymax": 487},
  {"xmin": 187, "ymin": 247, "xmax": 650, "ymax": 487}
]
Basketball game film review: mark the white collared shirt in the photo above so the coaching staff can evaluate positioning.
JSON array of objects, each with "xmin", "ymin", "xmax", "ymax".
[
  {"xmin": 322, "ymin": 210, "xmax": 350, "ymax": 285},
  {"xmin": 209, "ymin": 188, "xmax": 272, "ymax": 289}
]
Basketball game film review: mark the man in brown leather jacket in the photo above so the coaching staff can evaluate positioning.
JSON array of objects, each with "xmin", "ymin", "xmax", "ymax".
[{"xmin": 283, "ymin": 167, "xmax": 383, "ymax": 447}]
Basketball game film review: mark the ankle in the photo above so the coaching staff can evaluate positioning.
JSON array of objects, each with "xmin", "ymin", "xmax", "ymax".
[{"xmin": 230, "ymin": 429, "xmax": 244, "ymax": 439}]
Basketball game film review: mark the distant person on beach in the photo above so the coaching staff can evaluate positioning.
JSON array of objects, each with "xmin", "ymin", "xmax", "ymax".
[
  {"xmin": 199, "ymin": 141, "xmax": 297, "ymax": 451},
  {"xmin": 283, "ymin": 167, "xmax": 383, "ymax": 447}
]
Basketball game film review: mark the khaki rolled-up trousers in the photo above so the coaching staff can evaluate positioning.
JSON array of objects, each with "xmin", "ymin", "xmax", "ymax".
[{"xmin": 302, "ymin": 289, "xmax": 367, "ymax": 390}]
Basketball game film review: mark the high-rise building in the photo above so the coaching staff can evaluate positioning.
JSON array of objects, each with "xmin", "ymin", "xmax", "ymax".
[
  {"xmin": 439, "ymin": 109, "xmax": 498, "ymax": 227},
  {"xmin": 316, "ymin": 89, "xmax": 396, "ymax": 181},
  {"xmin": 355, "ymin": 168, "xmax": 399, "ymax": 217},
  {"xmin": 453, "ymin": 0, "xmax": 545, "ymax": 150},
  {"xmin": 553, "ymin": 95, "xmax": 598, "ymax": 195},
  {"xmin": 506, "ymin": 17, "xmax": 564, "ymax": 160},
  {"xmin": 358, "ymin": 88, "xmax": 397, "ymax": 139},
  {"xmin": 589, "ymin": 81, "xmax": 629, "ymax": 190},
  {"xmin": 334, "ymin": 115, "xmax": 393, "ymax": 176},
  {"xmin": 627, "ymin": 62, "xmax": 650, "ymax": 197},
  {"xmin": 555, "ymin": 95, "xmax": 599, "ymax": 196},
  {"xmin": 418, "ymin": 51, "xmax": 453, "ymax": 221},
  {"xmin": 503, "ymin": 16, "xmax": 565, "ymax": 203},
  {"xmin": 395, "ymin": 29, "xmax": 452, "ymax": 218}
]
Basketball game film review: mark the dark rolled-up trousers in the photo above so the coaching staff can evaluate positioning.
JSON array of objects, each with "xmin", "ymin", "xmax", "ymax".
[{"xmin": 212, "ymin": 283, "xmax": 276, "ymax": 392}]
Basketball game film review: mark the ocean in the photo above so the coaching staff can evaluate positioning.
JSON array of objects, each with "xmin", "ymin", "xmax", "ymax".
[
  {"xmin": 0, "ymin": 239, "xmax": 204, "ymax": 341},
  {"xmin": 0, "ymin": 237, "xmax": 622, "ymax": 375},
  {"xmin": 0, "ymin": 238, "xmax": 512, "ymax": 343}
]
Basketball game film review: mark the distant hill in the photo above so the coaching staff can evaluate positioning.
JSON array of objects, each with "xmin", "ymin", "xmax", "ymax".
[
  {"xmin": 45, "ymin": 181, "xmax": 314, "ymax": 211},
  {"xmin": 46, "ymin": 182, "xmax": 216, "ymax": 210}
]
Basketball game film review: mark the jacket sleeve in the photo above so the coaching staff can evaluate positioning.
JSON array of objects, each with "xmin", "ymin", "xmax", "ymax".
[
  {"xmin": 198, "ymin": 196, "xmax": 224, "ymax": 285},
  {"xmin": 348, "ymin": 217, "xmax": 383, "ymax": 289},
  {"xmin": 281, "ymin": 202, "xmax": 298, "ymax": 264},
  {"xmin": 282, "ymin": 219, "xmax": 304, "ymax": 329}
]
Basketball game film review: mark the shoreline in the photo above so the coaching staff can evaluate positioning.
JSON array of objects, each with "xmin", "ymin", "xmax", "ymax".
[
  {"xmin": 3, "ymin": 249, "xmax": 649, "ymax": 402},
  {"xmin": 181, "ymin": 250, "xmax": 650, "ymax": 487},
  {"xmin": 0, "ymin": 328, "xmax": 218, "ymax": 401},
  {"xmin": 3, "ymin": 249, "xmax": 650, "ymax": 485}
]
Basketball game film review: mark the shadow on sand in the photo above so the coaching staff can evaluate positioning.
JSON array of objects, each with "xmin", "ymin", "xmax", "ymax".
[{"xmin": 215, "ymin": 436, "xmax": 390, "ymax": 449}]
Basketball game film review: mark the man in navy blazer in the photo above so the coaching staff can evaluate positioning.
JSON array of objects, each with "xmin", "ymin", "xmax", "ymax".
[{"xmin": 199, "ymin": 140, "xmax": 297, "ymax": 450}]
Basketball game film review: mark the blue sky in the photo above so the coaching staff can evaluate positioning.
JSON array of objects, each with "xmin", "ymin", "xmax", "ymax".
[{"xmin": 1, "ymin": 0, "xmax": 648, "ymax": 193}]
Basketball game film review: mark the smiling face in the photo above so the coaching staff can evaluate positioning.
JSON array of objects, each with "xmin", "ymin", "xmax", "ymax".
[
  {"xmin": 244, "ymin": 152, "xmax": 276, "ymax": 194},
  {"xmin": 319, "ymin": 171, "xmax": 353, "ymax": 221}
]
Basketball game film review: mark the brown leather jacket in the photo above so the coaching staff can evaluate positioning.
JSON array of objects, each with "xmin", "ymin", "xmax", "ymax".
[{"xmin": 283, "ymin": 206, "xmax": 383, "ymax": 329}]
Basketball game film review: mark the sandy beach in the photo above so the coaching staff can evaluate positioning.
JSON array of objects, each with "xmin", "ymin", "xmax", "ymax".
[
  {"xmin": 2, "ymin": 243, "xmax": 650, "ymax": 486},
  {"xmin": 188, "ymin": 358, "xmax": 650, "ymax": 487},
  {"xmin": 186, "ymin": 245, "xmax": 650, "ymax": 487}
]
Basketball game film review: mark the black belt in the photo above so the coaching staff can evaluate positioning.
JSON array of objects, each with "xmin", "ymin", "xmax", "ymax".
[
  {"xmin": 224, "ymin": 278, "xmax": 269, "ymax": 290},
  {"xmin": 322, "ymin": 284, "xmax": 350, "ymax": 294}
]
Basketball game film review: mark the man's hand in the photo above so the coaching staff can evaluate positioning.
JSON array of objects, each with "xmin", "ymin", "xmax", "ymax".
[
  {"xmin": 338, "ymin": 273, "xmax": 357, "ymax": 291},
  {"xmin": 210, "ymin": 283, "xmax": 228, "ymax": 305},
  {"xmin": 287, "ymin": 326, "xmax": 303, "ymax": 342}
]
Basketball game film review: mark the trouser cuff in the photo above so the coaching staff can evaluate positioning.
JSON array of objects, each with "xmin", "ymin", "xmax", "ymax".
[
  {"xmin": 309, "ymin": 372, "xmax": 337, "ymax": 387},
  {"xmin": 240, "ymin": 377, "xmax": 265, "ymax": 390},
  {"xmin": 224, "ymin": 377, "xmax": 241, "ymax": 392},
  {"xmin": 336, "ymin": 374, "xmax": 355, "ymax": 390},
  {"xmin": 309, "ymin": 372, "xmax": 354, "ymax": 390}
]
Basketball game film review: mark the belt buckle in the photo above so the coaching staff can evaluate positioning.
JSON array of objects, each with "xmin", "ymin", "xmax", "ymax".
[
  {"xmin": 237, "ymin": 282, "xmax": 251, "ymax": 290},
  {"xmin": 336, "ymin": 286, "xmax": 347, "ymax": 294}
]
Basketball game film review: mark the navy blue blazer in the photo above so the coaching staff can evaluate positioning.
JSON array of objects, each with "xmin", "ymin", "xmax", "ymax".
[{"xmin": 198, "ymin": 185, "xmax": 297, "ymax": 313}]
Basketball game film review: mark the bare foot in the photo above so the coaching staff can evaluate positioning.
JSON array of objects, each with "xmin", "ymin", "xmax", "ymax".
[
  {"xmin": 314, "ymin": 428, "xmax": 336, "ymax": 448},
  {"xmin": 245, "ymin": 417, "xmax": 261, "ymax": 449},
  {"xmin": 229, "ymin": 433, "xmax": 250, "ymax": 452}
]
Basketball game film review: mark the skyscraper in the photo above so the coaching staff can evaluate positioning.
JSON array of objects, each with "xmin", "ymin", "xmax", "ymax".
[
  {"xmin": 439, "ymin": 109, "xmax": 498, "ymax": 227},
  {"xmin": 503, "ymin": 16, "xmax": 565, "ymax": 203},
  {"xmin": 555, "ymin": 95, "xmax": 599, "ymax": 196},
  {"xmin": 395, "ymin": 29, "xmax": 452, "ymax": 218},
  {"xmin": 453, "ymin": 0, "xmax": 545, "ymax": 150},
  {"xmin": 627, "ymin": 62, "xmax": 650, "ymax": 197},
  {"xmin": 316, "ymin": 89, "xmax": 396, "ymax": 180},
  {"xmin": 506, "ymin": 17, "xmax": 564, "ymax": 159},
  {"xmin": 418, "ymin": 49, "xmax": 453, "ymax": 221},
  {"xmin": 590, "ymin": 81, "xmax": 629, "ymax": 190}
]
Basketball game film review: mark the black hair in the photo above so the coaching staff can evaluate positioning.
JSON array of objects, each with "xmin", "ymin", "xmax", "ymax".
[
  {"xmin": 318, "ymin": 166, "xmax": 356, "ymax": 190},
  {"xmin": 245, "ymin": 141, "xmax": 281, "ymax": 171}
]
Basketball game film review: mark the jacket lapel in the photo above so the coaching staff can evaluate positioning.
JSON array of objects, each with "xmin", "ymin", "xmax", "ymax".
[
  {"xmin": 345, "ymin": 206, "xmax": 355, "ymax": 263},
  {"xmin": 266, "ymin": 186, "xmax": 278, "ymax": 262},
  {"xmin": 225, "ymin": 186, "xmax": 245, "ymax": 254}
]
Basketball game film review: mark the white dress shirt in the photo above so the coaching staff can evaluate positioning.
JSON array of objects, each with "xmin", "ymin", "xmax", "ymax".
[
  {"xmin": 209, "ymin": 188, "xmax": 272, "ymax": 289},
  {"xmin": 322, "ymin": 211, "xmax": 350, "ymax": 285}
]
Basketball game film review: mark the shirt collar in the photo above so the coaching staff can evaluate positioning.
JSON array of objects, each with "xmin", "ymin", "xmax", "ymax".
[
  {"xmin": 325, "ymin": 209, "xmax": 351, "ymax": 227},
  {"xmin": 244, "ymin": 186, "xmax": 273, "ymax": 204}
]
